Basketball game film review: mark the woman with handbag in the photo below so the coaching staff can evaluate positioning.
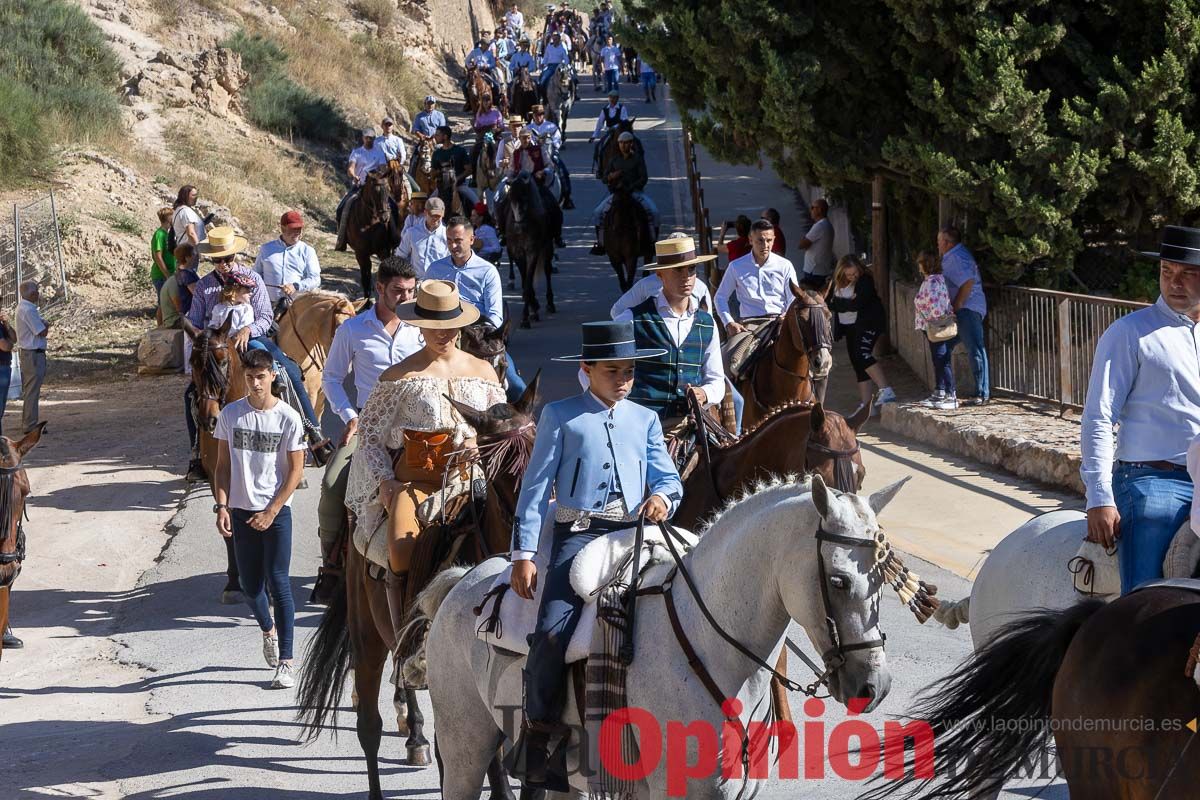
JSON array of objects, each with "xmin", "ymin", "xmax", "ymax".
[
  {"xmin": 828, "ymin": 254, "xmax": 895, "ymax": 415},
  {"xmin": 914, "ymin": 250, "xmax": 959, "ymax": 409}
]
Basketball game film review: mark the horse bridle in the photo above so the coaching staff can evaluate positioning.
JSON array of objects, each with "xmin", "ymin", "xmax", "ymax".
[
  {"xmin": 771, "ymin": 299, "xmax": 832, "ymax": 380},
  {"xmin": 0, "ymin": 463, "xmax": 29, "ymax": 571},
  {"xmin": 193, "ymin": 336, "xmax": 231, "ymax": 406}
]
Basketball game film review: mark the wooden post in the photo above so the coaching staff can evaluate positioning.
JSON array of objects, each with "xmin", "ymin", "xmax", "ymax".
[
  {"xmin": 872, "ymin": 174, "xmax": 891, "ymax": 353},
  {"xmin": 1057, "ymin": 297, "xmax": 1073, "ymax": 410},
  {"xmin": 937, "ymin": 195, "xmax": 953, "ymax": 229}
]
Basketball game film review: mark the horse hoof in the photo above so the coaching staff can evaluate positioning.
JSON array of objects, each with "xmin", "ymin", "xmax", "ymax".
[
  {"xmin": 406, "ymin": 744, "xmax": 432, "ymax": 767},
  {"xmin": 547, "ymin": 302, "xmax": 557, "ymax": 314},
  {"xmin": 520, "ymin": 320, "xmax": 531, "ymax": 329}
]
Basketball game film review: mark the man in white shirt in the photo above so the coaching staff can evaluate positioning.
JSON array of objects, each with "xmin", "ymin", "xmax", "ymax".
[
  {"xmin": 797, "ymin": 198, "xmax": 835, "ymax": 289},
  {"xmin": 395, "ymin": 197, "xmax": 448, "ymax": 278},
  {"xmin": 538, "ymin": 32, "xmax": 570, "ymax": 94},
  {"xmin": 313, "ymin": 257, "xmax": 422, "ymax": 602},
  {"xmin": 590, "ymin": 90, "xmax": 629, "ymax": 142},
  {"xmin": 1082, "ymin": 225, "xmax": 1200, "ymax": 593},
  {"xmin": 15, "ymin": 280, "xmax": 49, "ymax": 434},
  {"xmin": 505, "ymin": 2, "xmax": 525, "ymax": 37},
  {"xmin": 527, "ymin": 104, "xmax": 573, "ymax": 208},
  {"xmin": 253, "ymin": 210, "xmax": 321, "ymax": 304},
  {"xmin": 599, "ymin": 35, "xmax": 621, "ymax": 93},
  {"xmin": 336, "ymin": 128, "xmax": 388, "ymax": 251},
  {"xmin": 715, "ymin": 219, "xmax": 798, "ymax": 334},
  {"xmin": 377, "ymin": 116, "xmax": 408, "ymax": 168}
]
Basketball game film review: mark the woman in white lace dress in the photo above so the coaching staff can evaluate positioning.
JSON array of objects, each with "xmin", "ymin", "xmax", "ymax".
[{"xmin": 346, "ymin": 280, "xmax": 505, "ymax": 627}]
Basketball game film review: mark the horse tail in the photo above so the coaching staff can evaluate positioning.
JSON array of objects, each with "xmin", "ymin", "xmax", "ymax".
[
  {"xmin": 857, "ymin": 599, "xmax": 1104, "ymax": 800},
  {"xmin": 295, "ymin": 585, "xmax": 351, "ymax": 742},
  {"xmin": 397, "ymin": 566, "xmax": 471, "ymax": 689},
  {"xmin": 931, "ymin": 595, "xmax": 970, "ymax": 630}
]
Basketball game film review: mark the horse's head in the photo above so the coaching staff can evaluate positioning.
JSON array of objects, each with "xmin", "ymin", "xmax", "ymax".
[
  {"xmin": 785, "ymin": 284, "xmax": 834, "ymax": 378},
  {"xmin": 807, "ymin": 402, "xmax": 867, "ymax": 493},
  {"xmin": 186, "ymin": 316, "xmax": 234, "ymax": 433},
  {"xmin": 460, "ymin": 316, "xmax": 511, "ymax": 382},
  {"xmin": 0, "ymin": 422, "xmax": 45, "ymax": 582},
  {"xmin": 445, "ymin": 372, "xmax": 540, "ymax": 482}
]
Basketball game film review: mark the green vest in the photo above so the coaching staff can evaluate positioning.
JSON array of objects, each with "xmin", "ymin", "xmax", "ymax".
[{"xmin": 629, "ymin": 298, "xmax": 714, "ymax": 419}]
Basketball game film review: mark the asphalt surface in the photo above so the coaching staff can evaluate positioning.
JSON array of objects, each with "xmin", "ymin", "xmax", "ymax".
[{"xmin": 3, "ymin": 84, "xmax": 1071, "ymax": 799}]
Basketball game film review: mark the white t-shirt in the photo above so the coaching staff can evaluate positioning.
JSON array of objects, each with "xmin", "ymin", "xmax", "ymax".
[
  {"xmin": 834, "ymin": 285, "xmax": 857, "ymax": 325},
  {"xmin": 214, "ymin": 397, "xmax": 306, "ymax": 511},
  {"xmin": 172, "ymin": 205, "xmax": 206, "ymax": 246},
  {"xmin": 209, "ymin": 301, "xmax": 254, "ymax": 332},
  {"xmin": 803, "ymin": 217, "xmax": 834, "ymax": 277}
]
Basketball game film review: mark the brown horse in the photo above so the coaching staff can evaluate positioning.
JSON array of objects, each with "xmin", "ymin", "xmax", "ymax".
[
  {"xmin": 0, "ymin": 423, "xmax": 46, "ymax": 663},
  {"xmin": 275, "ymin": 291, "xmax": 356, "ymax": 418},
  {"xmin": 595, "ymin": 118, "xmax": 637, "ymax": 180},
  {"xmin": 297, "ymin": 377, "xmax": 540, "ymax": 800},
  {"xmin": 435, "ymin": 162, "xmax": 464, "ymax": 218},
  {"xmin": 384, "ymin": 157, "xmax": 413, "ymax": 216},
  {"xmin": 465, "ymin": 66, "xmax": 492, "ymax": 116},
  {"xmin": 509, "ymin": 66, "xmax": 538, "ymax": 120},
  {"xmin": 603, "ymin": 176, "xmax": 653, "ymax": 292},
  {"xmin": 347, "ymin": 169, "xmax": 402, "ymax": 301},
  {"xmin": 735, "ymin": 284, "xmax": 834, "ymax": 429},
  {"xmin": 411, "ymin": 138, "xmax": 437, "ymax": 197},
  {"xmin": 460, "ymin": 316, "xmax": 511, "ymax": 389}
]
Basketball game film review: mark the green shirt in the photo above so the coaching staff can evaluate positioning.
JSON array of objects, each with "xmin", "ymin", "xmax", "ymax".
[
  {"xmin": 151, "ymin": 227, "xmax": 176, "ymax": 281},
  {"xmin": 159, "ymin": 274, "xmax": 182, "ymax": 328}
]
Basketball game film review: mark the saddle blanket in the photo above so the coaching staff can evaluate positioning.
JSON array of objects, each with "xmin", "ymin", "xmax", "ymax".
[
  {"xmin": 1072, "ymin": 522, "xmax": 1200, "ymax": 597},
  {"xmin": 474, "ymin": 504, "xmax": 696, "ymax": 663}
]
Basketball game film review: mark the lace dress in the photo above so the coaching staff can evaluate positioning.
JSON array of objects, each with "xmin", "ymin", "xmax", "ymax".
[{"xmin": 346, "ymin": 375, "xmax": 505, "ymax": 543}]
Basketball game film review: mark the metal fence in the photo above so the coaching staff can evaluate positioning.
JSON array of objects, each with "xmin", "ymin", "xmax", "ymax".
[{"xmin": 0, "ymin": 192, "xmax": 70, "ymax": 313}]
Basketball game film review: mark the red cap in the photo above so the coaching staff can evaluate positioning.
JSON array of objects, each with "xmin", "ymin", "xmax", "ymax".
[
  {"xmin": 473, "ymin": 202, "xmax": 488, "ymax": 216},
  {"xmin": 280, "ymin": 210, "xmax": 303, "ymax": 228}
]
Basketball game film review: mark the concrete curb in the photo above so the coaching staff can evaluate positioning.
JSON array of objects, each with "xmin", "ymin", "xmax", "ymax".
[{"xmin": 879, "ymin": 401, "xmax": 1085, "ymax": 496}]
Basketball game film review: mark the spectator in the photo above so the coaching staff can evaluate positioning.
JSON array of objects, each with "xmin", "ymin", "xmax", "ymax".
[
  {"xmin": 797, "ymin": 199, "xmax": 833, "ymax": 289},
  {"xmin": 253, "ymin": 211, "xmax": 321, "ymax": 304},
  {"xmin": 158, "ymin": 271, "xmax": 183, "ymax": 330},
  {"xmin": 762, "ymin": 207, "xmax": 787, "ymax": 255},
  {"xmin": 213, "ymin": 347, "xmax": 305, "ymax": 690},
  {"xmin": 151, "ymin": 206, "xmax": 176, "ymax": 299},
  {"xmin": 470, "ymin": 203, "xmax": 502, "ymax": 264},
  {"xmin": 172, "ymin": 185, "xmax": 207, "ymax": 269},
  {"xmin": 16, "ymin": 280, "xmax": 49, "ymax": 434},
  {"xmin": 715, "ymin": 215, "xmax": 753, "ymax": 288},
  {"xmin": 827, "ymin": 254, "xmax": 895, "ymax": 415},
  {"xmin": 173, "ymin": 244, "xmax": 199, "ymax": 317},
  {"xmin": 0, "ymin": 304, "xmax": 15, "ymax": 435},
  {"xmin": 395, "ymin": 196, "xmax": 449, "ymax": 278},
  {"xmin": 913, "ymin": 250, "xmax": 957, "ymax": 409},
  {"xmin": 600, "ymin": 35, "xmax": 621, "ymax": 94},
  {"xmin": 938, "ymin": 225, "xmax": 990, "ymax": 405},
  {"xmin": 639, "ymin": 56, "xmax": 657, "ymax": 103}
]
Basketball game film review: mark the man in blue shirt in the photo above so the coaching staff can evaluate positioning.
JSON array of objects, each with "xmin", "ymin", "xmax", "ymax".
[
  {"xmin": 937, "ymin": 226, "xmax": 990, "ymax": 405},
  {"xmin": 412, "ymin": 96, "xmax": 447, "ymax": 142},
  {"xmin": 538, "ymin": 32, "xmax": 570, "ymax": 95},
  {"xmin": 509, "ymin": 38, "xmax": 536, "ymax": 77}
]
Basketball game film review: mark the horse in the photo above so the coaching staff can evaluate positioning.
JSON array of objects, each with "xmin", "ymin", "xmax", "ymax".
[
  {"xmin": 465, "ymin": 66, "xmax": 492, "ymax": 115},
  {"xmin": 509, "ymin": 66, "xmax": 538, "ymax": 120},
  {"xmin": 435, "ymin": 162, "xmax": 464, "ymax": 218},
  {"xmin": 411, "ymin": 138, "xmax": 437, "ymax": 197},
  {"xmin": 422, "ymin": 473, "xmax": 903, "ymax": 799},
  {"xmin": 384, "ymin": 156, "xmax": 414, "ymax": 215},
  {"xmin": 296, "ymin": 377, "xmax": 541, "ymax": 800},
  {"xmin": 502, "ymin": 170, "xmax": 557, "ymax": 328},
  {"xmin": 603, "ymin": 175, "xmax": 654, "ymax": 293},
  {"xmin": 595, "ymin": 118, "xmax": 637, "ymax": 181},
  {"xmin": 571, "ymin": 30, "xmax": 589, "ymax": 72},
  {"xmin": 860, "ymin": 586, "xmax": 1200, "ymax": 800},
  {"xmin": 460, "ymin": 316, "xmax": 511, "ymax": 389},
  {"xmin": 0, "ymin": 424, "xmax": 46, "ymax": 663},
  {"xmin": 547, "ymin": 61, "xmax": 575, "ymax": 134},
  {"xmin": 346, "ymin": 168, "xmax": 402, "ymax": 301},
  {"xmin": 274, "ymin": 290, "xmax": 357, "ymax": 419},
  {"xmin": 735, "ymin": 285, "xmax": 834, "ymax": 430},
  {"xmin": 473, "ymin": 132, "xmax": 503, "ymax": 215}
]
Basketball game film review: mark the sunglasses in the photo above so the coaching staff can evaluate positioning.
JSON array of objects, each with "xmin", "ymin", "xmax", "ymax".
[{"xmin": 214, "ymin": 256, "xmax": 237, "ymax": 264}]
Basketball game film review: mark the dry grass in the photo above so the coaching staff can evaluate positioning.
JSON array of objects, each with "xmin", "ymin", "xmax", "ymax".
[{"xmin": 350, "ymin": 0, "xmax": 396, "ymax": 31}]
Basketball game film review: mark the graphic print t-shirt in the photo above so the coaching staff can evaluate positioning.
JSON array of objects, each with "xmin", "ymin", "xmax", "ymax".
[{"xmin": 214, "ymin": 397, "xmax": 306, "ymax": 511}]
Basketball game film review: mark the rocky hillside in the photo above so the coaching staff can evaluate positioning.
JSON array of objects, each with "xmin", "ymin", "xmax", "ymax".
[{"xmin": 1, "ymin": 0, "xmax": 505, "ymax": 379}]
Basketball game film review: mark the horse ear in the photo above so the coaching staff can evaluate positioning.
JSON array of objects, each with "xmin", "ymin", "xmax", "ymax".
[
  {"xmin": 515, "ymin": 370, "xmax": 541, "ymax": 416},
  {"xmin": 810, "ymin": 472, "xmax": 833, "ymax": 520},
  {"xmin": 218, "ymin": 314, "xmax": 234, "ymax": 337},
  {"xmin": 789, "ymin": 281, "xmax": 802, "ymax": 299},
  {"xmin": 14, "ymin": 421, "xmax": 47, "ymax": 458},
  {"xmin": 446, "ymin": 394, "xmax": 492, "ymax": 433},
  {"xmin": 847, "ymin": 401, "xmax": 870, "ymax": 432},
  {"xmin": 811, "ymin": 401, "xmax": 826, "ymax": 432},
  {"xmin": 868, "ymin": 476, "xmax": 911, "ymax": 516},
  {"xmin": 498, "ymin": 310, "xmax": 512, "ymax": 342}
]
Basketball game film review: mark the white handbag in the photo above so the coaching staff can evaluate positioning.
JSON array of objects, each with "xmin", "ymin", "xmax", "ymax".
[{"xmin": 925, "ymin": 314, "xmax": 958, "ymax": 342}]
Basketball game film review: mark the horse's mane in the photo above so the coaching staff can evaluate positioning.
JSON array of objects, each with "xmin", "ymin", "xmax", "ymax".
[
  {"xmin": 697, "ymin": 472, "xmax": 812, "ymax": 536},
  {"xmin": 295, "ymin": 288, "xmax": 353, "ymax": 304},
  {"xmin": 717, "ymin": 399, "xmax": 815, "ymax": 448}
]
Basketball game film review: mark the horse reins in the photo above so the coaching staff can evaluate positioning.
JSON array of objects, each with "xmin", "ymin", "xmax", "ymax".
[{"xmin": 0, "ymin": 464, "xmax": 29, "ymax": 576}]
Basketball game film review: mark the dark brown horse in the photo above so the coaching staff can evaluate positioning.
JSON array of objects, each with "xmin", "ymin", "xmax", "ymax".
[
  {"xmin": 460, "ymin": 316, "xmax": 511, "ymax": 389},
  {"xmin": 736, "ymin": 284, "xmax": 834, "ymax": 429},
  {"xmin": 411, "ymin": 138, "xmax": 437, "ymax": 197},
  {"xmin": 595, "ymin": 117, "xmax": 636, "ymax": 180},
  {"xmin": 297, "ymin": 377, "xmax": 540, "ymax": 800},
  {"xmin": 859, "ymin": 586, "xmax": 1200, "ymax": 800},
  {"xmin": 603, "ymin": 176, "xmax": 653, "ymax": 293},
  {"xmin": 0, "ymin": 423, "xmax": 46, "ymax": 662},
  {"xmin": 502, "ymin": 170, "xmax": 558, "ymax": 328},
  {"xmin": 509, "ymin": 66, "xmax": 538, "ymax": 120},
  {"xmin": 465, "ymin": 66, "xmax": 491, "ymax": 115},
  {"xmin": 347, "ymin": 169, "xmax": 402, "ymax": 301},
  {"xmin": 435, "ymin": 162, "xmax": 464, "ymax": 218}
]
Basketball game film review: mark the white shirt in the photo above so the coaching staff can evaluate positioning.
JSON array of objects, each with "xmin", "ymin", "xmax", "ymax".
[
  {"xmin": 214, "ymin": 397, "xmax": 305, "ymax": 511},
  {"xmin": 505, "ymin": 9, "xmax": 524, "ymax": 30},
  {"xmin": 639, "ymin": 58, "xmax": 654, "ymax": 75},
  {"xmin": 802, "ymin": 218, "xmax": 835, "ymax": 277},
  {"xmin": 172, "ymin": 205, "xmax": 206, "ymax": 246},
  {"xmin": 377, "ymin": 133, "xmax": 408, "ymax": 164},
  {"xmin": 209, "ymin": 301, "xmax": 255, "ymax": 332},
  {"xmin": 349, "ymin": 145, "xmax": 387, "ymax": 185},
  {"xmin": 323, "ymin": 306, "xmax": 425, "ymax": 423},
  {"xmin": 253, "ymin": 238, "xmax": 321, "ymax": 302},
  {"xmin": 833, "ymin": 285, "xmax": 857, "ymax": 325},
  {"xmin": 15, "ymin": 299, "xmax": 48, "ymax": 350},
  {"xmin": 542, "ymin": 42, "xmax": 569, "ymax": 65},
  {"xmin": 592, "ymin": 102, "xmax": 630, "ymax": 138},
  {"xmin": 528, "ymin": 118, "xmax": 562, "ymax": 153},
  {"xmin": 610, "ymin": 274, "xmax": 711, "ymax": 318},
  {"xmin": 402, "ymin": 213, "xmax": 424, "ymax": 236},
  {"xmin": 612, "ymin": 292, "xmax": 726, "ymax": 406},
  {"xmin": 1081, "ymin": 297, "xmax": 1200, "ymax": 508},
  {"xmin": 396, "ymin": 222, "xmax": 449, "ymax": 278},
  {"xmin": 714, "ymin": 251, "xmax": 797, "ymax": 325}
]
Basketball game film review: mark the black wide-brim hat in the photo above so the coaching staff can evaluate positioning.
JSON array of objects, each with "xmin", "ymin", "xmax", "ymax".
[
  {"xmin": 552, "ymin": 320, "xmax": 667, "ymax": 361},
  {"xmin": 1138, "ymin": 224, "xmax": 1200, "ymax": 266}
]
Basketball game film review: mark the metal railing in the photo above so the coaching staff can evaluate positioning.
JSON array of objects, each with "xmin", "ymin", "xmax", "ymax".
[
  {"xmin": 0, "ymin": 192, "xmax": 70, "ymax": 313},
  {"xmin": 681, "ymin": 127, "xmax": 713, "ymax": 255}
]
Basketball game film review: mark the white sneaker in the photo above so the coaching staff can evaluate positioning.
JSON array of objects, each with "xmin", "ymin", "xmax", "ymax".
[
  {"xmin": 271, "ymin": 661, "xmax": 295, "ymax": 689},
  {"xmin": 919, "ymin": 392, "xmax": 944, "ymax": 408},
  {"xmin": 263, "ymin": 633, "xmax": 280, "ymax": 668},
  {"xmin": 934, "ymin": 395, "xmax": 959, "ymax": 410},
  {"xmin": 874, "ymin": 387, "xmax": 897, "ymax": 405}
]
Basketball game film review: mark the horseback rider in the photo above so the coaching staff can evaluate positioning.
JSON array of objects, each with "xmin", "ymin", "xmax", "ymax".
[
  {"xmin": 395, "ymin": 196, "xmax": 448, "ymax": 278},
  {"xmin": 314, "ymin": 257, "xmax": 422, "ymax": 604},
  {"xmin": 507, "ymin": 319, "xmax": 682, "ymax": 789},
  {"xmin": 1082, "ymin": 224, "xmax": 1200, "ymax": 594},
  {"xmin": 538, "ymin": 31, "xmax": 571, "ymax": 96},
  {"xmin": 402, "ymin": 192, "xmax": 428, "ymax": 236},
  {"xmin": 589, "ymin": 129, "xmax": 658, "ymax": 255},
  {"xmin": 252, "ymin": 210, "xmax": 321, "ymax": 306},
  {"xmin": 589, "ymin": 88, "xmax": 629, "ymax": 157},
  {"xmin": 431, "ymin": 126, "xmax": 479, "ymax": 210},
  {"xmin": 377, "ymin": 116, "xmax": 408, "ymax": 170},
  {"xmin": 509, "ymin": 37, "xmax": 537, "ymax": 83},
  {"xmin": 464, "ymin": 38, "xmax": 502, "ymax": 108},
  {"xmin": 715, "ymin": 219, "xmax": 798, "ymax": 337},
  {"xmin": 505, "ymin": 1, "xmax": 525, "ymax": 37},
  {"xmin": 489, "ymin": 115, "xmax": 525, "ymax": 207},
  {"xmin": 335, "ymin": 127, "xmax": 388, "ymax": 251},
  {"xmin": 527, "ymin": 104, "xmax": 574, "ymax": 210},
  {"xmin": 502, "ymin": 127, "xmax": 567, "ymax": 249},
  {"xmin": 412, "ymin": 96, "xmax": 447, "ymax": 144}
]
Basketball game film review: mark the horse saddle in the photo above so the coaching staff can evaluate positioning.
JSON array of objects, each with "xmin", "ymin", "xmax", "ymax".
[
  {"xmin": 723, "ymin": 316, "xmax": 781, "ymax": 383},
  {"xmin": 1069, "ymin": 523, "xmax": 1200, "ymax": 597},
  {"xmin": 473, "ymin": 504, "xmax": 697, "ymax": 663},
  {"xmin": 273, "ymin": 295, "xmax": 294, "ymax": 321}
]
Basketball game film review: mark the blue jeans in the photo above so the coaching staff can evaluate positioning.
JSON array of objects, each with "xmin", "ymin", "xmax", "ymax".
[
  {"xmin": 505, "ymin": 354, "xmax": 527, "ymax": 404},
  {"xmin": 927, "ymin": 339, "xmax": 955, "ymax": 395},
  {"xmin": 641, "ymin": 71, "xmax": 656, "ymax": 96},
  {"xmin": 950, "ymin": 308, "xmax": 989, "ymax": 400},
  {"xmin": 539, "ymin": 62, "xmax": 561, "ymax": 94},
  {"xmin": 252, "ymin": 337, "xmax": 320, "ymax": 428},
  {"xmin": 0, "ymin": 363, "xmax": 11, "ymax": 436},
  {"xmin": 604, "ymin": 69, "xmax": 618, "ymax": 92},
  {"xmin": 728, "ymin": 381, "xmax": 744, "ymax": 435},
  {"xmin": 1113, "ymin": 464, "xmax": 1193, "ymax": 594},
  {"xmin": 152, "ymin": 277, "xmax": 166, "ymax": 298},
  {"xmin": 231, "ymin": 506, "xmax": 296, "ymax": 660}
]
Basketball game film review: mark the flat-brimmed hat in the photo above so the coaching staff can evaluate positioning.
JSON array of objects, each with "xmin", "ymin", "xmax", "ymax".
[
  {"xmin": 507, "ymin": 115, "xmax": 524, "ymax": 126},
  {"xmin": 1138, "ymin": 225, "xmax": 1200, "ymax": 266},
  {"xmin": 410, "ymin": 191, "xmax": 429, "ymax": 201},
  {"xmin": 607, "ymin": 89, "xmax": 620, "ymax": 98},
  {"xmin": 198, "ymin": 226, "xmax": 249, "ymax": 258},
  {"xmin": 396, "ymin": 280, "xmax": 481, "ymax": 329},
  {"xmin": 644, "ymin": 234, "xmax": 718, "ymax": 270},
  {"xmin": 531, "ymin": 103, "xmax": 545, "ymax": 113},
  {"xmin": 553, "ymin": 320, "xmax": 667, "ymax": 362}
]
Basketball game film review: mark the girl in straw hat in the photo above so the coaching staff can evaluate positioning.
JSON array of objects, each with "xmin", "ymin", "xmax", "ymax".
[{"xmin": 345, "ymin": 280, "xmax": 506, "ymax": 638}]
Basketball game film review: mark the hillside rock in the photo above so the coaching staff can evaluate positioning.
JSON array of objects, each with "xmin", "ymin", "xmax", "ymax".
[{"xmin": 123, "ymin": 48, "xmax": 249, "ymax": 118}]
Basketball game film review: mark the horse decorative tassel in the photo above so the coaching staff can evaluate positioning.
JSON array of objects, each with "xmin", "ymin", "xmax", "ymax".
[{"xmin": 872, "ymin": 532, "xmax": 940, "ymax": 623}]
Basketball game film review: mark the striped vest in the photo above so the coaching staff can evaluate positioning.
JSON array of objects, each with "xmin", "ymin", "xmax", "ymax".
[{"xmin": 629, "ymin": 298, "xmax": 714, "ymax": 419}]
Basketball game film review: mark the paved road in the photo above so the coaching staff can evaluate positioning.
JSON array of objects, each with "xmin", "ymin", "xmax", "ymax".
[{"xmin": 3, "ymin": 85, "xmax": 1072, "ymax": 799}]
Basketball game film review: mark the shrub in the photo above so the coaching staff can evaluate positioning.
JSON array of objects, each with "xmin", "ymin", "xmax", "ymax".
[{"xmin": 350, "ymin": 0, "xmax": 395, "ymax": 31}]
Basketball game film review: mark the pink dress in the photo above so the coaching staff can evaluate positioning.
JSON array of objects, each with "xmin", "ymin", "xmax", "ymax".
[{"xmin": 914, "ymin": 274, "xmax": 953, "ymax": 330}]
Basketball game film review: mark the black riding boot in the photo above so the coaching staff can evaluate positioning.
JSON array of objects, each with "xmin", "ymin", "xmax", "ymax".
[
  {"xmin": 385, "ymin": 569, "xmax": 409, "ymax": 681},
  {"xmin": 3, "ymin": 626, "xmax": 23, "ymax": 649},
  {"xmin": 505, "ymin": 717, "xmax": 570, "ymax": 791},
  {"xmin": 589, "ymin": 225, "xmax": 605, "ymax": 255}
]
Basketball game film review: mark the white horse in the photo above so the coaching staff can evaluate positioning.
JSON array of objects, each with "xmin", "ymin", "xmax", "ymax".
[
  {"xmin": 547, "ymin": 64, "xmax": 575, "ymax": 134},
  {"xmin": 421, "ymin": 474, "xmax": 905, "ymax": 799}
]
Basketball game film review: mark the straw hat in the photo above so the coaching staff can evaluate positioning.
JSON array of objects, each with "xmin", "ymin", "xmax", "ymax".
[
  {"xmin": 396, "ymin": 280, "xmax": 481, "ymax": 329},
  {"xmin": 198, "ymin": 226, "xmax": 249, "ymax": 258},
  {"xmin": 507, "ymin": 115, "xmax": 525, "ymax": 126},
  {"xmin": 644, "ymin": 234, "xmax": 718, "ymax": 270}
]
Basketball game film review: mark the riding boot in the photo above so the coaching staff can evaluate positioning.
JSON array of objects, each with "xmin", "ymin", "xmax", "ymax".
[
  {"xmin": 589, "ymin": 225, "xmax": 605, "ymax": 256},
  {"xmin": 385, "ymin": 569, "xmax": 409, "ymax": 679},
  {"xmin": 505, "ymin": 718, "xmax": 570, "ymax": 791},
  {"xmin": 334, "ymin": 203, "xmax": 349, "ymax": 252},
  {"xmin": 3, "ymin": 626, "xmax": 23, "ymax": 649}
]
